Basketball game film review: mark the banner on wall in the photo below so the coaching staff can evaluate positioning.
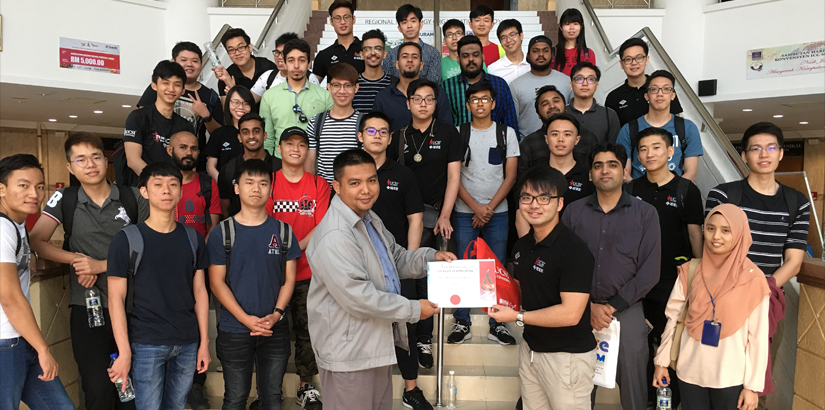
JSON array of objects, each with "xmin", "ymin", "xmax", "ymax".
[
  {"xmin": 59, "ymin": 37, "xmax": 120, "ymax": 74},
  {"xmin": 747, "ymin": 41, "xmax": 825, "ymax": 80}
]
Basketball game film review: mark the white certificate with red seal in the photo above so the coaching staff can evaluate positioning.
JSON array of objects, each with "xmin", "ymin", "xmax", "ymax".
[{"xmin": 427, "ymin": 259, "xmax": 497, "ymax": 308}]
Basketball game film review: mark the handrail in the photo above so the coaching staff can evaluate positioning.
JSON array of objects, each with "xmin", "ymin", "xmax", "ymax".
[
  {"xmin": 255, "ymin": 0, "xmax": 287, "ymax": 50},
  {"xmin": 212, "ymin": 24, "xmax": 233, "ymax": 50},
  {"xmin": 580, "ymin": 0, "xmax": 614, "ymax": 54}
]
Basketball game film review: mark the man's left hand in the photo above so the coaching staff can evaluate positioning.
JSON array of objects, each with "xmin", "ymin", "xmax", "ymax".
[
  {"xmin": 434, "ymin": 251, "xmax": 457, "ymax": 262},
  {"xmin": 488, "ymin": 304, "xmax": 517, "ymax": 323}
]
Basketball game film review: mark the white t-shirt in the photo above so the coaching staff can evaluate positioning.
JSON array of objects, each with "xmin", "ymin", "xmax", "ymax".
[
  {"xmin": 251, "ymin": 70, "xmax": 320, "ymax": 97},
  {"xmin": 455, "ymin": 123, "xmax": 520, "ymax": 214},
  {"xmin": 0, "ymin": 217, "xmax": 30, "ymax": 339}
]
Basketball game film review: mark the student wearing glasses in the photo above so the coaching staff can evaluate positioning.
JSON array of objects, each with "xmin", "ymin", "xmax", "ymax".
[
  {"xmin": 313, "ymin": 0, "xmax": 365, "ymax": 82},
  {"xmin": 564, "ymin": 62, "xmax": 620, "ymax": 161},
  {"xmin": 213, "ymin": 28, "xmax": 277, "ymax": 103},
  {"xmin": 487, "ymin": 19, "xmax": 530, "ymax": 84},
  {"xmin": 204, "ymin": 85, "xmax": 256, "ymax": 180},
  {"xmin": 261, "ymin": 39, "xmax": 333, "ymax": 157}
]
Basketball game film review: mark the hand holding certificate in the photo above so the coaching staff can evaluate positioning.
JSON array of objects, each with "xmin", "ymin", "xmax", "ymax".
[{"xmin": 427, "ymin": 259, "xmax": 498, "ymax": 308}]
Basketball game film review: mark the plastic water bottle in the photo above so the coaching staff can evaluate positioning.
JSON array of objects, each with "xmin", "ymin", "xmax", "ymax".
[
  {"xmin": 203, "ymin": 42, "xmax": 222, "ymax": 69},
  {"xmin": 656, "ymin": 379, "xmax": 672, "ymax": 409},
  {"xmin": 447, "ymin": 370, "xmax": 457, "ymax": 409},
  {"xmin": 109, "ymin": 353, "xmax": 135, "ymax": 402},
  {"xmin": 85, "ymin": 288, "xmax": 104, "ymax": 328}
]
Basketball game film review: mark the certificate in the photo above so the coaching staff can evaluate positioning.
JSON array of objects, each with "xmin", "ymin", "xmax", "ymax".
[{"xmin": 427, "ymin": 259, "xmax": 497, "ymax": 308}]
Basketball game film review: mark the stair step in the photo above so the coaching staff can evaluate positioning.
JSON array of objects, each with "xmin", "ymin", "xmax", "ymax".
[{"xmin": 193, "ymin": 397, "xmax": 534, "ymax": 410}]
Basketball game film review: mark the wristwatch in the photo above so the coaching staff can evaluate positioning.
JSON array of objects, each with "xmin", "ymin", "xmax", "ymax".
[
  {"xmin": 273, "ymin": 308, "xmax": 285, "ymax": 322},
  {"xmin": 202, "ymin": 115, "xmax": 213, "ymax": 123},
  {"xmin": 515, "ymin": 312, "xmax": 525, "ymax": 327}
]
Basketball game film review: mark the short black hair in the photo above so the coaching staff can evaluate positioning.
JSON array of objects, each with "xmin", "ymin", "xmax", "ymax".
[
  {"xmin": 283, "ymin": 38, "xmax": 311, "ymax": 61},
  {"xmin": 359, "ymin": 112, "xmax": 392, "ymax": 132},
  {"xmin": 619, "ymin": 37, "xmax": 648, "ymax": 58},
  {"xmin": 741, "ymin": 122, "xmax": 785, "ymax": 151},
  {"xmin": 588, "ymin": 142, "xmax": 628, "ymax": 169},
  {"xmin": 634, "ymin": 127, "xmax": 673, "ymax": 150},
  {"xmin": 396, "ymin": 4, "xmax": 423, "ymax": 23},
  {"xmin": 516, "ymin": 165, "xmax": 568, "ymax": 198},
  {"xmin": 470, "ymin": 5, "xmax": 494, "ymax": 20},
  {"xmin": 172, "ymin": 42, "xmax": 203, "ymax": 60},
  {"xmin": 328, "ymin": 0, "xmax": 355, "ymax": 16},
  {"xmin": 457, "ymin": 35, "xmax": 483, "ymax": 55},
  {"xmin": 465, "ymin": 80, "xmax": 497, "ymax": 102},
  {"xmin": 275, "ymin": 32, "xmax": 300, "ymax": 48},
  {"xmin": 570, "ymin": 61, "xmax": 600, "ymax": 81},
  {"xmin": 534, "ymin": 85, "xmax": 566, "ymax": 115},
  {"xmin": 152, "ymin": 60, "xmax": 186, "ymax": 84},
  {"xmin": 362, "ymin": 29, "xmax": 387, "ymax": 47},
  {"xmin": 139, "ymin": 161, "xmax": 182, "ymax": 187},
  {"xmin": 442, "ymin": 19, "xmax": 465, "ymax": 36},
  {"xmin": 545, "ymin": 113, "xmax": 580, "ymax": 135},
  {"xmin": 221, "ymin": 28, "xmax": 251, "ymax": 48},
  {"xmin": 407, "ymin": 78, "xmax": 439, "ymax": 99},
  {"xmin": 65, "ymin": 132, "xmax": 105, "ymax": 161},
  {"xmin": 238, "ymin": 112, "xmax": 265, "ymax": 130},
  {"xmin": 496, "ymin": 19, "xmax": 522, "ymax": 40},
  {"xmin": 644, "ymin": 69, "xmax": 676, "ymax": 90},
  {"xmin": 234, "ymin": 158, "xmax": 273, "ymax": 185},
  {"xmin": 223, "ymin": 85, "xmax": 256, "ymax": 125},
  {"xmin": 0, "ymin": 154, "xmax": 43, "ymax": 186},
  {"xmin": 397, "ymin": 41, "xmax": 422, "ymax": 60},
  {"xmin": 333, "ymin": 149, "xmax": 376, "ymax": 182}
]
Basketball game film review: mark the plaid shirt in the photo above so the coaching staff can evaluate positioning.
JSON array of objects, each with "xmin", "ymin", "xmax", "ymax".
[{"xmin": 443, "ymin": 72, "xmax": 520, "ymax": 138}]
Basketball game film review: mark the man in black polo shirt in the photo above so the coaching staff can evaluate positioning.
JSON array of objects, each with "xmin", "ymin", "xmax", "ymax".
[
  {"xmin": 313, "ymin": 0, "xmax": 365, "ymax": 82},
  {"xmin": 564, "ymin": 62, "xmax": 620, "ymax": 161},
  {"xmin": 489, "ymin": 166, "xmax": 596, "ymax": 409},
  {"xmin": 517, "ymin": 85, "xmax": 566, "ymax": 179},
  {"xmin": 605, "ymin": 38, "xmax": 682, "ymax": 126},
  {"xmin": 625, "ymin": 127, "xmax": 704, "ymax": 408},
  {"xmin": 213, "ymin": 28, "xmax": 277, "ymax": 100}
]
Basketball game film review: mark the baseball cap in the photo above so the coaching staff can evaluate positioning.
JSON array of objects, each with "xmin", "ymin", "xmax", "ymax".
[
  {"xmin": 279, "ymin": 127, "xmax": 309, "ymax": 145},
  {"xmin": 528, "ymin": 35, "xmax": 553, "ymax": 49}
]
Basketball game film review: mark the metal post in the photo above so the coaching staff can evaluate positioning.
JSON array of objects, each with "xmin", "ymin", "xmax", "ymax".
[
  {"xmin": 434, "ymin": 232, "xmax": 447, "ymax": 407},
  {"xmin": 433, "ymin": 0, "xmax": 442, "ymax": 56}
]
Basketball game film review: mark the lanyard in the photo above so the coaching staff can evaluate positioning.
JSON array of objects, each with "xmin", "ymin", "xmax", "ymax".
[{"xmin": 710, "ymin": 294, "xmax": 716, "ymax": 323}]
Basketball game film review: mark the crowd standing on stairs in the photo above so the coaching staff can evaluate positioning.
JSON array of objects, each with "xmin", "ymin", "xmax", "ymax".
[{"xmin": 0, "ymin": 1, "xmax": 812, "ymax": 410}]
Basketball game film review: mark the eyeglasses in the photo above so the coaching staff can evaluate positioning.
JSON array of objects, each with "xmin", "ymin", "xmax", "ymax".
[
  {"xmin": 444, "ymin": 31, "xmax": 464, "ymax": 39},
  {"xmin": 229, "ymin": 99, "xmax": 251, "ymax": 108},
  {"xmin": 409, "ymin": 96, "xmax": 436, "ymax": 105},
  {"xmin": 500, "ymin": 31, "xmax": 520, "ymax": 42},
  {"xmin": 293, "ymin": 104, "xmax": 308, "ymax": 123},
  {"xmin": 621, "ymin": 54, "xmax": 647, "ymax": 65},
  {"xmin": 273, "ymin": 50, "xmax": 282, "ymax": 57},
  {"xmin": 332, "ymin": 14, "xmax": 353, "ymax": 22},
  {"xmin": 73, "ymin": 154, "xmax": 105, "ymax": 167},
  {"xmin": 329, "ymin": 82, "xmax": 355, "ymax": 91},
  {"xmin": 468, "ymin": 96, "xmax": 494, "ymax": 104},
  {"xmin": 573, "ymin": 76, "xmax": 598, "ymax": 84},
  {"xmin": 226, "ymin": 44, "xmax": 249, "ymax": 55},
  {"xmin": 364, "ymin": 127, "xmax": 389, "ymax": 137},
  {"xmin": 361, "ymin": 46, "xmax": 383, "ymax": 54},
  {"xmin": 746, "ymin": 145, "xmax": 779, "ymax": 154},
  {"xmin": 647, "ymin": 86, "xmax": 674, "ymax": 95},
  {"xmin": 519, "ymin": 194, "xmax": 559, "ymax": 205}
]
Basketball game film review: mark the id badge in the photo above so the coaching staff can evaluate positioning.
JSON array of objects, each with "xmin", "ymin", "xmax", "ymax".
[{"xmin": 701, "ymin": 320, "xmax": 721, "ymax": 347}]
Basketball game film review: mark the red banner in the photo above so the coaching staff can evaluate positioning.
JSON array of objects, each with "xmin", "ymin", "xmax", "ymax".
[{"xmin": 59, "ymin": 37, "xmax": 120, "ymax": 74}]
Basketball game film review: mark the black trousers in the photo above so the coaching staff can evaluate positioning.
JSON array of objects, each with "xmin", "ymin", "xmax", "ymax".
[
  {"xmin": 415, "ymin": 229, "xmax": 438, "ymax": 342},
  {"xmin": 395, "ymin": 279, "xmax": 420, "ymax": 381},
  {"xmin": 679, "ymin": 380, "xmax": 743, "ymax": 410},
  {"xmin": 70, "ymin": 306, "xmax": 136, "ymax": 410},
  {"xmin": 643, "ymin": 297, "xmax": 681, "ymax": 406}
]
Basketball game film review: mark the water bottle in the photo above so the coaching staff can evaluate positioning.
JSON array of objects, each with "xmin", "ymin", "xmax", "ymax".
[
  {"xmin": 203, "ymin": 42, "xmax": 222, "ymax": 69},
  {"xmin": 447, "ymin": 370, "xmax": 457, "ymax": 409},
  {"xmin": 85, "ymin": 288, "xmax": 104, "ymax": 328},
  {"xmin": 656, "ymin": 379, "xmax": 672, "ymax": 409},
  {"xmin": 109, "ymin": 353, "xmax": 135, "ymax": 402}
]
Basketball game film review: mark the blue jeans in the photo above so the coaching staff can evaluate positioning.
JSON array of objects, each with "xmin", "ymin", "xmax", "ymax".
[
  {"xmin": 452, "ymin": 211, "xmax": 508, "ymax": 326},
  {"xmin": 216, "ymin": 321, "xmax": 290, "ymax": 410},
  {"xmin": 131, "ymin": 342, "xmax": 198, "ymax": 410},
  {"xmin": 0, "ymin": 337, "xmax": 74, "ymax": 410}
]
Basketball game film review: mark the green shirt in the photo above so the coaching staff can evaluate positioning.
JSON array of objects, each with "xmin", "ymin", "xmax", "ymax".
[
  {"xmin": 441, "ymin": 56, "xmax": 488, "ymax": 83},
  {"xmin": 261, "ymin": 80, "xmax": 333, "ymax": 156}
]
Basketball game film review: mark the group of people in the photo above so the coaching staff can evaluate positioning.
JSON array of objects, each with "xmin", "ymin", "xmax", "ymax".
[{"xmin": 0, "ymin": 1, "xmax": 813, "ymax": 410}]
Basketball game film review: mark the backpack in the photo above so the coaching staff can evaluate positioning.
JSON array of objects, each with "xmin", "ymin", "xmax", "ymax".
[
  {"xmin": 724, "ymin": 179, "xmax": 799, "ymax": 229},
  {"xmin": 629, "ymin": 116, "xmax": 687, "ymax": 171},
  {"xmin": 311, "ymin": 111, "xmax": 365, "ymax": 156},
  {"xmin": 0, "ymin": 212, "xmax": 28, "ymax": 256},
  {"xmin": 61, "ymin": 184, "xmax": 139, "ymax": 252},
  {"xmin": 220, "ymin": 216, "xmax": 293, "ymax": 290},
  {"xmin": 265, "ymin": 70, "xmax": 313, "ymax": 90},
  {"xmin": 122, "ymin": 222, "xmax": 199, "ymax": 314},
  {"xmin": 196, "ymin": 173, "xmax": 213, "ymax": 227},
  {"xmin": 459, "ymin": 122, "xmax": 509, "ymax": 177},
  {"xmin": 222, "ymin": 155, "xmax": 283, "ymax": 217}
]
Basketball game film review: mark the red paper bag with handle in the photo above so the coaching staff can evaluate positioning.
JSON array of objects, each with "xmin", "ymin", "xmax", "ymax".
[{"xmin": 463, "ymin": 237, "xmax": 520, "ymax": 312}]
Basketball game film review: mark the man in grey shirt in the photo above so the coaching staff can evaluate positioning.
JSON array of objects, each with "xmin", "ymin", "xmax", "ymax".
[
  {"xmin": 382, "ymin": 4, "xmax": 441, "ymax": 84},
  {"xmin": 565, "ymin": 62, "xmax": 621, "ymax": 160},
  {"xmin": 561, "ymin": 142, "xmax": 660, "ymax": 410},
  {"xmin": 511, "ymin": 35, "xmax": 572, "ymax": 140}
]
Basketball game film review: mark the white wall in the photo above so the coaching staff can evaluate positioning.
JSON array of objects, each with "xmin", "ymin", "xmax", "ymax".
[
  {"xmin": 207, "ymin": 7, "xmax": 274, "ymax": 48},
  {"xmin": 594, "ymin": 9, "xmax": 665, "ymax": 52}
]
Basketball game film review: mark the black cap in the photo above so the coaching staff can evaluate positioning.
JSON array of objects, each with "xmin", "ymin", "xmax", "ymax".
[
  {"xmin": 280, "ymin": 127, "xmax": 309, "ymax": 145},
  {"xmin": 528, "ymin": 35, "xmax": 553, "ymax": 49}
]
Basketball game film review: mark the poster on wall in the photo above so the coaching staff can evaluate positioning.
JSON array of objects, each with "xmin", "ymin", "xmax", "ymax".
[
  {"xmin": 747, "ymin": 41, "xmax": 825, "ymax": 80},
  {"xmin": 59, "ymin": 37, "xmax": 120, "ymax": 74}
]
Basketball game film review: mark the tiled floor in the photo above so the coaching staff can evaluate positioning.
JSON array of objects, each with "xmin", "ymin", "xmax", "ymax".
[{"xmin": 202, "ymin": 397, "xmax": 623, "ymax": 410}]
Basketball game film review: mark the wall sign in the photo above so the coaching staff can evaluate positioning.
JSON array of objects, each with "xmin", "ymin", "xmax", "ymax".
[
  {"xmin": 59, "ymin": 37, "xmax": 120, "ymax": 74},
  {"xmin": 747, "ymin": 41, "xmax": 825, "ymax": 80}
]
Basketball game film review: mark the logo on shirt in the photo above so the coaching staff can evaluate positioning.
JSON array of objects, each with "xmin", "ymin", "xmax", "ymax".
[
  {"xmin": 618, "ymin": 99, "xmax": 628, "ymax": 109},
  {"xmin": 268, "ymin": 234, "xmax": 281, "ymax": 255},
  {"xmin": 569, "ymin": 180, "xmax": 583, "ymax": 192},
  {"xmin": 46, "ymin": 191, "xmax": 63, "ymax": 208},
  {"xmin": 153, "ymin": 132, "xmax": 170, "ymax": 147},
  {"xmin": 386, "ymin": 179, "xmax": 400, "ymax": 191},
  {"xmin": 114, "ymin": 206, "xmax": 131, "ymax": 226},
  {"xmin": 513, "ymin": 252, "xmax": 520, "ymax": 266},
  {"xmin": 298, "ymin": 194, "xmax": 317, "ymax": 216},
  {"xmin": 429, "ymin": 139, "xmax": 441, "ymax": 150},
  {"xmin": 353, "ymin": 53, "xmax": 362, "ymax": 60},
  {"xmin": 533, "ymin": 257, "xmax": 545, "ymax": 273},
  {"xmin": 223, "ymin": 142, "xmax": 231, "ymax": 147},
  {"xmin": 331, "ymin": 55, "xmax": 338, "ymax": 61},
  {"xmin": 124, "ymin": 129, "xmax": 136, "ymax": 138},
  {"xmin": 665, "ymin": 195, "xmax": 678, "ymax": 208}
]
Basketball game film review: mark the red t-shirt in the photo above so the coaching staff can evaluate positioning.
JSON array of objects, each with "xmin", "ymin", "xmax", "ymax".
[
  {"xmin": 556, "ymin": 47, "xmax": 596, "ymax": 76},
  {"xmin": 175, "ymin": 175, "xmax": 221, "ymax": 237},
  {"xmin": 483, "ymin": 42, "xmax": 504, "ymax": 65},
  {"xmin": 267, "ymin": 171, "xmax": 331, "ymax": 282}
]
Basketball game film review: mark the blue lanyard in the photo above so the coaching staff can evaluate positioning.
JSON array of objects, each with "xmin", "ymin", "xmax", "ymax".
[{"xmin": 710, "ymin": 294, "xmax": 716, "ymax": 323}]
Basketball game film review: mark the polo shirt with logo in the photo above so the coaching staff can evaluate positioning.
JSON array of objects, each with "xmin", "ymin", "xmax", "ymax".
[
  {"xmin": 313, "ymin": 37, "xmax": 366, "ymax": 81},
  {"xmin": 605, "ymin": 76, "xmax": 684, "ymax": 126},
  {"xmin": 371, "ymin": 160, "xmax": 425, "ymax": 249},
  {"xmin": 218, "ymin": 56, "xmax": 278, "ymax": 96}
]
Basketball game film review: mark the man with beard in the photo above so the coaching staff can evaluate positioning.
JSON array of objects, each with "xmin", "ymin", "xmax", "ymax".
[
  {"xmin": 353, "ymin": 29, "xmax": 392, "ymax": 113},
  {"xmin": 382, "ymin": 4, "xmax": 441, "ymax": 84},
  {"xmin": 373, "ymin": 42, "xmax": 453, "ymax": 131},
  {"xmin": 517, "ymin": 86, "xmax": 567, "ymax": 179},
  {"xmin": 251, "ymin": 32, "xmax": 321, "ymax": 103},
  {"xmin": 510, "ymin": 36, "xmax": 572, "ymax": 140},
  {"xmin": 168, "ymin": 131, "xmax": 221, "ymax": 238},
  {"xmin": 443, "ymin": 36, "xmax": 518, "ymax": 137}
]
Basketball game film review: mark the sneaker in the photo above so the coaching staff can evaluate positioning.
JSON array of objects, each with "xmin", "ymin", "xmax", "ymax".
[
  {"xmin": 488, "ymin": 324, "xmax": 516, "ymax": 345},
  {"xmin": 402, "ymin": 386, "xmax": 434, "ymax": 410},
  {"xmin": 296, "ymin": 383, "xmax": 323, "ymax": 410},
  {"xmin": 417, "ymin": 342, "xmax": 434, "ymax": 369},
  {"xmin": 447, "ymin": 319, "xmax": 472, "ymax": 344},
  {"xmin": 187, "ymin": 383, "xmax": 210, "ymax": 410}
]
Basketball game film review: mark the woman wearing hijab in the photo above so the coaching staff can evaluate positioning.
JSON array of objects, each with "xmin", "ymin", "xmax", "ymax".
[{"xmin": 653, "ymin": 204, "xmax": 770, "ymax": 410}]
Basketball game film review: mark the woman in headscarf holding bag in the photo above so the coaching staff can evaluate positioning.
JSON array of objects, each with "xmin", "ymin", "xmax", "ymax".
[{"xmin": 653, "ymin": 204, "xmax": 770, "ymax": 410}]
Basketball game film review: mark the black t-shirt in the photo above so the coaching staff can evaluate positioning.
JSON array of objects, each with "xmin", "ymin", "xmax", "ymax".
[
  {"xmin": 512, "ymin": 223, "xmax": 596, "ymax": 353},
  {"xmin": 218, "ymin": 153, "xmax": 282, "ymax": 216},
  {"xmin": 107, "ymin": 222, "xmax": 208, "ymax": 346},
  {"xmin": 218, "ymin": 57, "xmax": 278, "ymax": 96},
  {"xmin": 388, "ymin": 120, "xmax": 464, "ymax": 207},
  {"xmin": 312, "ymin": 37, "xmax": 365, "ymax": 81},
  {"xmin": 527, "ymin": 161, "xmax": 594, "ymax": 217},
  {"xmin": 371, "ymin": 160, "xmax": 425, "ymax": 248},
  {"xmin": 605, "ymin": 76, "xmax": 684, "ymax": 126},
  {"xmin": 123, "ymin": 105, "xmax": 194, "ymax": 165},
  {"xmin": 204, "ymin": 125, "xmax": 243, "ymax": 172},
  {"xmin": 629, "ymin": 174, "xmax": 704, "ymax": 301}
]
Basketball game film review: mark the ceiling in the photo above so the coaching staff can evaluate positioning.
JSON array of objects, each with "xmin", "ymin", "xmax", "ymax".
[{"xmin": 710, "ymin": 93, "xmax": 825, "ymax": 138}]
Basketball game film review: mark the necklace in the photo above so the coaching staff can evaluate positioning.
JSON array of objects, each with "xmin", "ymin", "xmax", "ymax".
[{"xmin": 406, "ymin": 120, "xmax": 435, "ymax": 163}]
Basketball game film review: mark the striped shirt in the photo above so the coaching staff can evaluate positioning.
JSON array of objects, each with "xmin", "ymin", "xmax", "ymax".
[
  {"xmin": 353, "ymin": 73, "xmax": 393, "ymax": 113},
  {"xmin": 442, "ymin": 72, "xmax": 520, "ymax": 138},
  {"xmin": 307, "ymin": 110, "xmax": 362, "ymax": 186},
  {"xmin": 705, "ymin": 180, "xmax": 810, "ymax": 276}
]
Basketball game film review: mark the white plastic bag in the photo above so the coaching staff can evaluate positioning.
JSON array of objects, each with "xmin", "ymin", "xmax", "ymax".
[{"xmin": 592, "ymin": 317, "xmax": 620, "ymax": 389}]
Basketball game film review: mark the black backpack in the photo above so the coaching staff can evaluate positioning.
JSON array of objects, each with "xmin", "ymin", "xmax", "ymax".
[
  {"xmin": 311, "ymin": 111, "xmax": 365, "ymax": 157},
  {"xmin": 629, "ymin": 116, "xmax": 687, "ymax": 171},
  {"xmin": 195, "ymin": 173, "xmax": 214, "ymax": 227},
  {"xmin": 0, "ymin": 212, "xmax": 28, "ymax": 256},
  {"xmin": 61, "ymin": 184, "xmax": 139, "ymax": 252},
  {"xmin": 459, "ymin": 122, "xmax": 509, "ymax": 177},
  {"xmin": 222, "ymin": 155, "xmax": 283, "ymax": 217},
  {"xmin": 220, "ymin": 216, "xmax": 293, "ymax": 290},
  {"xmin": 723, "ymin": 179, "xmax": 799, "ymax": 229},
  {"xmin": 265, "ymin": 70, "xmax": 314, "ymax": 90}
]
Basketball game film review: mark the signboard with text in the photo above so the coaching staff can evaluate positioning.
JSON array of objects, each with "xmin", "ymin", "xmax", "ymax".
[
  {"xmin": 747, "ymin": 41, "xmax": 825, "ymax": 80},
  {"xmin": 59, "ymin": 37, "xmax": 120, "ymax": 74}
]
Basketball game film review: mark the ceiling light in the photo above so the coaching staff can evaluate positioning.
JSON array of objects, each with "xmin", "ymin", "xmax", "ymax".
[
  {"xmin": 48, "ymin": 119, "xmax": 57, "ymax": 122},
  {"xmin": 94, "ymin": 110, "xmax": 103, "ymax": 114},
  {"xmin": 799, "ymin": 121, "xmax": 808, "ymax": 125},
  {"xmin": 122, "ymin": 104, "xmax": 132, "ymax": 108},
  {"xmin": 69, "ymin": 115, "xmax": 78, "ymax": 119},
  {"xmin": 773, "ymin": 114, "xmax": 783, "ymax": 118},
  {"xmin": 742, "ymin": 108, "xmax": 753, "ymax": 112}
]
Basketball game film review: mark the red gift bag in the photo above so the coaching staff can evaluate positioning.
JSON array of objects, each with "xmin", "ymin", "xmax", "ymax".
[{"xmin": 462, "ymin": 237, "xmax": 521, "ymax": 312}]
